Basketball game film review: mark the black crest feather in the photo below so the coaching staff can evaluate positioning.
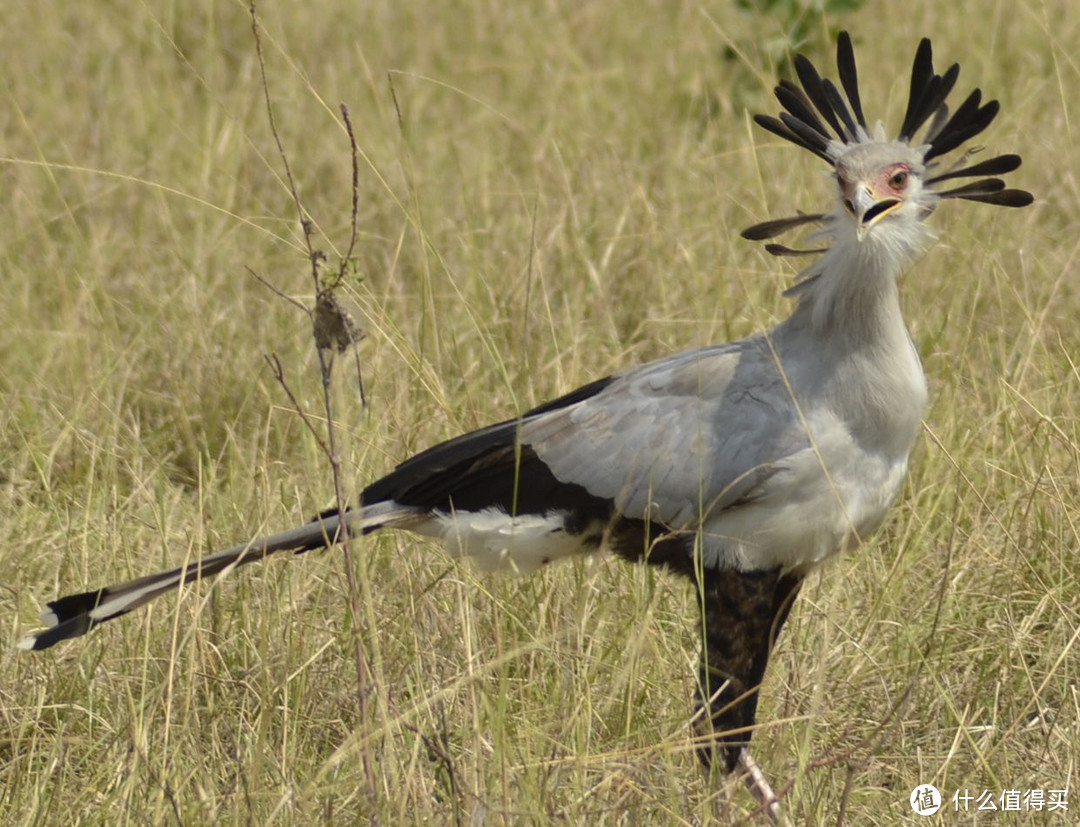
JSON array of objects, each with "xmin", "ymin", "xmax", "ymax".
[
  {"xmin": 741, "ymin": 213, "xmax": 827, "ymax": 241},
  {"xmin": 753, "ymin": 114, "xmax": 833, "ymax": 163},
  {"xmin": 821, "ymin": 79, "xmax": 859, "ymax": 141},
  {"xmin": 745, "ymin": 31, "xmax": 1032, "ymax": 244},
  {"xmin": 835, "ymin": 31, "xmax": 867, "ymax": 129},
  {"xmin": 793, "ymin": 54, "xmax": 847, "ymax": 140},
  {"xmin": 899, "ymin": 38, "xmax": 936, "ymax": 140},
  {"xmin": 765, "ymin": 244, "xmax": 829, "ymax": 258},
  {"xmin": 924, "ymin": 94, "xmax": 1000, "ymax": 160},
  {"xmin": 927, "ymin": 154, "xmax": 1022, "ymax": 184},
  {"xmin": 754, "ymin": 32, "xmax": 1020, "ymax": 167}
]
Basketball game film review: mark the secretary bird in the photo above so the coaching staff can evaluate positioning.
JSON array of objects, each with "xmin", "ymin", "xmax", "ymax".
[{"xmin": 21, "ymin": 33, "xmax": 1031, "ymax": 775}]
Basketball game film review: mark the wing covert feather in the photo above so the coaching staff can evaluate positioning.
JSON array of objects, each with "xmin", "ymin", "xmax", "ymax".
[{"xmin": 523, "ymin": 340, "xmax": 809, "ymax": 527}]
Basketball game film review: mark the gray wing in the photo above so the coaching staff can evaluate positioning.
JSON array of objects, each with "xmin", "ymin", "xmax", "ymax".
[{"xmin": 522, "ymin": 337, "xmax": 810, "ymax": 528}]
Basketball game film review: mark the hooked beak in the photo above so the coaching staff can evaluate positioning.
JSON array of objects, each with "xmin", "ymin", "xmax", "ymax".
[{"xmin": 844, "ymin": 184, "xmax": 902, "ymax": 241}]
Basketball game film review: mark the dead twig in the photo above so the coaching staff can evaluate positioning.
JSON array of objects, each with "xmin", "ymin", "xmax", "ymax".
[
  {"xmin": 246, "ymin": 266, "xmax": 309, "ymax": 314},
  {"xmin": 249, "ymin": 0, "xmax": 376, "ymax": 796},
  {"xmin": 337, "ymin": 103, "xmax": 367, "ymax": 406}
]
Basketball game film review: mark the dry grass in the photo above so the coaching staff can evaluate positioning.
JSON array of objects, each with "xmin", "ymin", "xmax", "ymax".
[{"xmin": 1, "ymin": 1, "xmax": 1076, "ymax": 823}]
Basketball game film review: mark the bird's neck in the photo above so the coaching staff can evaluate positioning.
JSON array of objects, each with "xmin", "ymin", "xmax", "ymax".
[
  {"xmin": 779, "ymin": 234, "xmax": 928, "ymax": 458},
  {"xmin": 793, "ymin": 233, "xmax": 917, "ymax": 344}
]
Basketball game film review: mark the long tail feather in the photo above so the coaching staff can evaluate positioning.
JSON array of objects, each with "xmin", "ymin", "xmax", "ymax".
[{"xmin": 18, "ymin": 502, "xmax": 418, "ymax": 651}]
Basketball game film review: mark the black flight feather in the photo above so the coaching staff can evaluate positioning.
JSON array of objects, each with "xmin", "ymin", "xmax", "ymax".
[{"xmin": 361, "ymin": 375, "xmax": 615, "ymax": 509}]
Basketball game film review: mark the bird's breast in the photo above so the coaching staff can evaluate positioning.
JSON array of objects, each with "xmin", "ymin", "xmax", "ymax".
[{"xmin": 702, "ymin": 431, "xmax": 912, "ymax": 573}]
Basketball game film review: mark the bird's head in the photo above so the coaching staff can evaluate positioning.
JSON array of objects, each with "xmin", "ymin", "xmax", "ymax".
[
  {"xmin": 743, "ymin": 33, "xmax": 1032, "ymax": 261},
  {"xmin": 833, "ymin": 142, "xmax": 927, "ymax": 242}
]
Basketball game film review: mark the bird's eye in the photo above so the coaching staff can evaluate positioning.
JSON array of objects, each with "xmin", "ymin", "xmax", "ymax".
[{"xmin": 889, "ymin": 169, "xmax": 909, "ymax": 190}]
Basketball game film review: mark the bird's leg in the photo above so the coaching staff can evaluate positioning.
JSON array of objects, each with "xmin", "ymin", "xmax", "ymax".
[
  {"xmin": 738, "ymin": 749, "xmax": 791, "ymax": 826},
  {"xmin": 693, "ymin": 567, "xmax": 803, "ymax": 772}
]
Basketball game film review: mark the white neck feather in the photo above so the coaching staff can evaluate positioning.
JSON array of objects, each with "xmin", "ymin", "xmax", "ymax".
[{"xmin": 790, "ymin": 210, "xmax": 934, "ymax": 341}]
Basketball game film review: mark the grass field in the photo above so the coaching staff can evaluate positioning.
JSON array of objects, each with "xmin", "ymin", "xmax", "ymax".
[{"xmin": 2, "ymin": 1, "xmax": 1076, "ymax": 823}]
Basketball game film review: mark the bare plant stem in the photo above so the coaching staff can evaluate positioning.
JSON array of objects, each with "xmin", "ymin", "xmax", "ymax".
[
  {"xmin": 338, "ymin": 104, "xmax": 367, "ymax": 407},
  {"xmin": 250, "ymin": 0, "xmax": 376, "ymax": 796}
]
